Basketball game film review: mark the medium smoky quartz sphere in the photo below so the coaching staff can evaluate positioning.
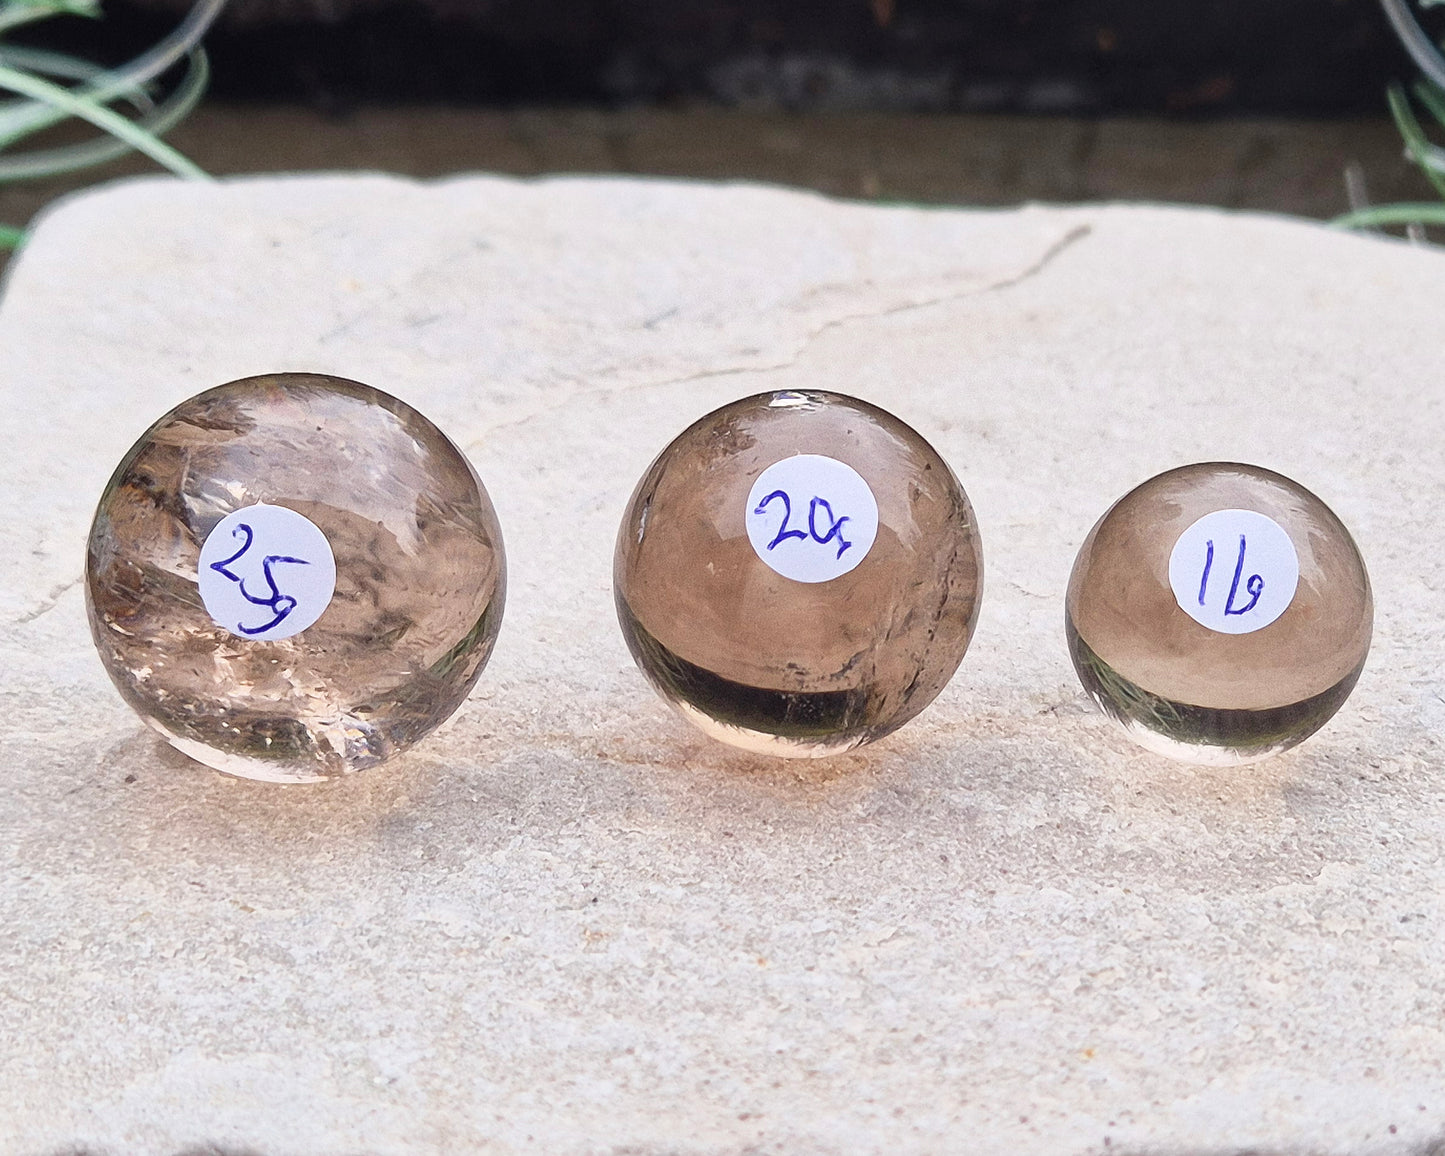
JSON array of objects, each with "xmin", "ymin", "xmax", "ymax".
[
  {"xmin": 1066, "ymin": 462, "xmax": 1372, "ymax": 765},
  {"xmin": 86, "ymin": 373, "xmax": 506, "ymax": 783},
  {"xmin": 614, "ymin": 390, "xmax": 983, "ymax": 757}
]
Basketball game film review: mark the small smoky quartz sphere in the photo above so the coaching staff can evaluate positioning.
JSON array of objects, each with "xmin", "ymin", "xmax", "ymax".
[
  {"xmin": 86, "ymin": 373, "xmax": 506, "ymax": 782},
  {"xmin": 613, "ymin": 390, "xmax": 983, "ymax": 757},
  {"xmin": 1066, "ymin": 462, "xmax": 1372, "ymax": 765}
]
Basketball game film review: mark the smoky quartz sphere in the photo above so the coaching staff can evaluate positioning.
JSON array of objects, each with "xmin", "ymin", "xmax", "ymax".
[
  {"xmin": 86, "ymin": 373, "xmax": 506, "ymax": 782},
  {"xmin": 614, "ymin": 390, "xmax": 983, "ymax": 757},
  {"xmin": 1066, "ymin": 463, "xmax": 1372, "ymax": 765}
]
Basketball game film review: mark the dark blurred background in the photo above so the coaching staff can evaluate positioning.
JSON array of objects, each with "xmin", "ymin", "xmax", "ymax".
[
  {"xmin": 35, "ymin": 0, "xmax": 1415, "ymax": 113},
  {"xmin": 1, "ymin": 0, "xmax": 1438, "ymax": 233}
]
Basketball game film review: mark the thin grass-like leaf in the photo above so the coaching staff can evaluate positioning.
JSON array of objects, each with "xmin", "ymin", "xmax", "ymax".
[
  {"xmin": 0, "ymin": 44, "xmax": 155, "ymax": 109},
  {"xmin": 0, "ymin": 60, "xmax": 209, "ymax": 178},
  {"xmin": 0, "ymin": 8, "xmax": 57, "ymax": 34},
  {"xmin": 1412, "ymin": 76, "xmax": 1445, "ymax": 132},
  {"xmin": 0, "ymin": 0, "xmax": 99, "ymax": 35},
  {"xmin": 1381, "ymin": 0, "xmax": 1445, "ymax": 91},
  {"xmin": 0, "ymin": 45, "xmax": 154, "ymax": 129},
  {"xmin": 1387, "ymin": 83, "xmax": 1445, "ymax": 197},
  {"xmin": 0, "ymin": 0, "xmax": 216, "ymax": 252},
  {"xmin": 0, "ymin": 48, "xmax": 205, "ymax": 179},
  {"xmin": 1390, "ymin": 83, "xmax": 1445, "ymax": 177},
  {"xmin": 1334, "ymin": 202, "xmax": 1445, "ymax": 228},
  {"xmin": 0, "ymin": 0, "xmax": 222, "ymax": 147},
  {"xmin": 1341, "ymin": 2, "xmax": 1445, "ymax": 234}
]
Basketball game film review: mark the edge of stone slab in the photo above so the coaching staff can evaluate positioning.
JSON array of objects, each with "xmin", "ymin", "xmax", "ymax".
[{"xmin": 3, "ymin": 169, "xmax": 1433, "ymax": 296}]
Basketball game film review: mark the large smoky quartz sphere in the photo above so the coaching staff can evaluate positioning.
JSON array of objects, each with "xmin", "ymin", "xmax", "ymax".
[
  {"xmin": 614, "ymin": 390, "xmax": 984, "ymax": 757},
  {"xmin": 1066, "ymin": 462, "xmax": 1372, "ymax": 765},
  {"xmin": 86, "ymin": 373, "xmax": 506, "ymax": 782}
]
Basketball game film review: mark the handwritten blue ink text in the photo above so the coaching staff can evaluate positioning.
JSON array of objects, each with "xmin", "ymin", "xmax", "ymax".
[{"xmin": 210, "ymin": 522, "xmax": 311, "ymax": 636}]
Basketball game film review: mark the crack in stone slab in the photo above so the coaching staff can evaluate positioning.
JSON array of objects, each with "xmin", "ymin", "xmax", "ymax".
[
  {"xmin": 631, "ymin": 222, "xmax": 1094, "ymax": 394},
  {"xmin": 661, "ymin": 223, "xmax": 1089, "ymax": 385},
  {"xmin": 466, "ymin": 221, "xmax": 1093, "ymax": 445},
  {"xmin": 789, "ymin": 221, "xmax": 1093, "ymax": 354},
  {"xmin": 14, "ymin": 576, "xmax": 80, "ymax": 626}
]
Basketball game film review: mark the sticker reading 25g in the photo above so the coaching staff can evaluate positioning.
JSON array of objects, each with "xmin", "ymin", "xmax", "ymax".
[
  {"xmin": 745, "ymin": 454, "xmax": 880, "ymax": 583},
  {"xmin": 198, "ymin": 503, "xmax": 337, "ymax": 641},
  {"xmin": 1167, "ymin": 508, "xmax": 1300, "ymax": 635}
]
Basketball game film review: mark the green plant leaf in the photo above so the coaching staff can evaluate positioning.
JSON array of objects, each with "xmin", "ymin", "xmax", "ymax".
[
  {"xmin": 1333, "ymin": 202, "xmax": 1445, "ymax": 228},
  {"xmin": 0, "ymin": 44, "xmax": 155, "ymax": 105},
  {"xmin": 0, "ymin": 48, "xmax": 207, "ymax": 180},
  {"xmin": 1381, "ymin": 0, "xmax": 1445, "ymax": 91},
  {"xmin": 0, "ymin": 0, "xmax": 223, "ymax": 148},
  {"xmin": 0, "ymin": 61, "xmax": 210, "ymax": 179},
  {"xmin": 1387, "ymin": 83, "xmax": 1445, "ymax": 198},
  {"xmin": 1412, "ymin": 77, "xmax": 1445, "ymax": 131},
  {"xmin": 0, "ymin": 0, "xmax": 99, "ymax": 34}
]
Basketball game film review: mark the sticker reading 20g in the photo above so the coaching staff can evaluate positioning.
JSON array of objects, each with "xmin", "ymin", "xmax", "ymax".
[
  {"xmin": 1167, "ymin": 508, "xmax": 1299, "ymax": 635},
  {"xmin": 745, "ymin": 454, "xmax": 880, "ymax": 583},
  {"xmin": 198, "ymin": 503, "xmax": 337, "ymax": 641}
]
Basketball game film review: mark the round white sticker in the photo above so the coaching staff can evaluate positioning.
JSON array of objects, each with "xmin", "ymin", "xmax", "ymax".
[
  {"xmin": 1167, "ymin": 508, "xmax": 1299, "ymax": 635},
  {"xmin": 745, "ymin": 454, "xmax": 880, "ymax": 583},
  {"xmin": 197, "ymin": 503, "xmax": 337, "ymax": 641}
]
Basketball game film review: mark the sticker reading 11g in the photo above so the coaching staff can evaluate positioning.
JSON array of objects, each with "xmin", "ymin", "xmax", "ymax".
[
  {"xmin": 1167, "ymin": 508, "xmax": 1300, "ymax": 635},
  {"xmin": 197, "ymin": 503, "xmax": 337, "ymax": 641},
  {"xmin": 745, "ymin": 454, "xmax": 880, "ymax": 583}
]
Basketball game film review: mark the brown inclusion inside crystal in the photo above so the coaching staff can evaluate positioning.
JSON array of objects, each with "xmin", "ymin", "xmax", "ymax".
[
  {"xmin": 614, "ymin": 390, "xmax": 982, "ymax": 751},
  {"xmin": 1066, "ymin": 461, "xmax": 1371, "ymax": 741},
  {"xmin": 86, "ymin": 373, "xmax": 505, "ymax": 779}
]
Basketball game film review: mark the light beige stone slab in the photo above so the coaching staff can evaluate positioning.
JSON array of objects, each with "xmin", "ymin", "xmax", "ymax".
[{"xmin": 2, "ymin": 174, "xmax": 1444, "ymax": 1155}]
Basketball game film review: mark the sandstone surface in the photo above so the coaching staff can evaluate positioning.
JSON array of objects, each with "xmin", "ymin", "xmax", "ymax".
[{"xmin": 1, "ymin": 175, "xmax": 1443, "ymax": 1154}]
